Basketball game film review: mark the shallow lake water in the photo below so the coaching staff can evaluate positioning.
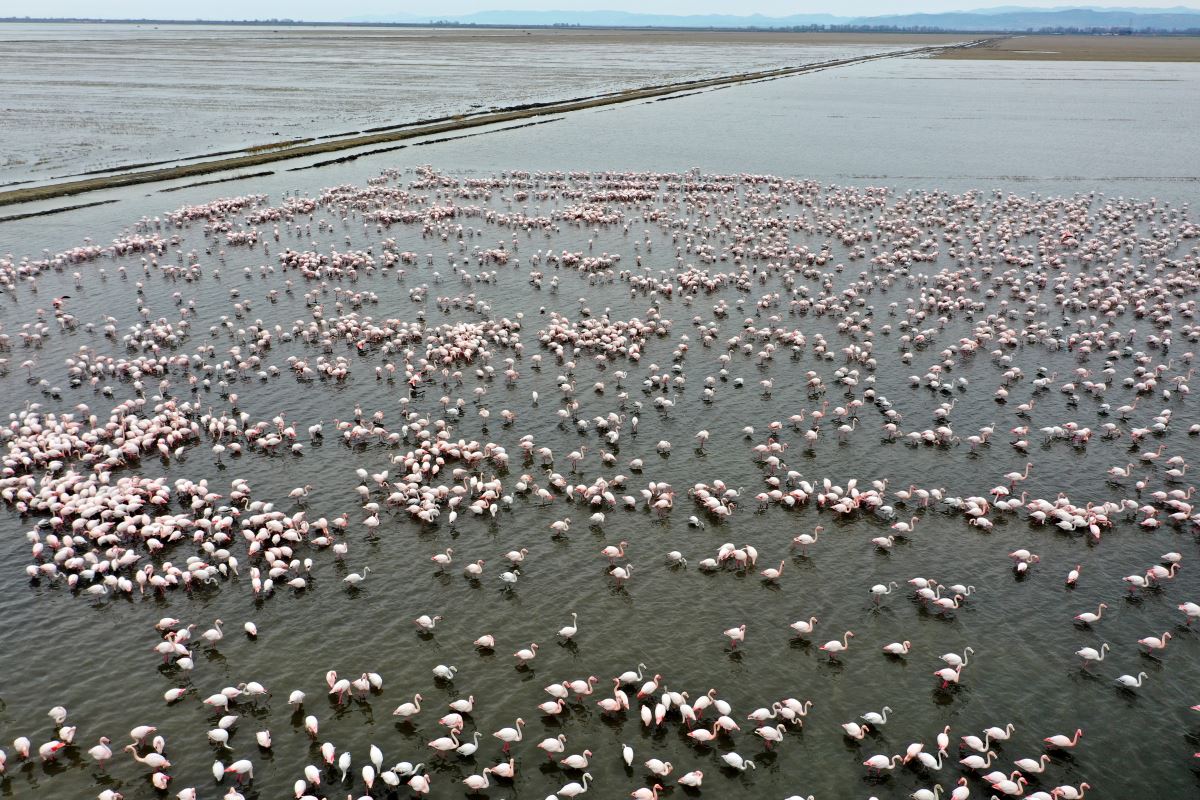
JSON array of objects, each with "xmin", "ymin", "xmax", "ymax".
[
  {"xmin": 0, "ymin": 23, "xmax": 934, "ymax": 186},
  {"xmin": 0, "ymin": 51, "xmax": 1198, "ymax": 800}
]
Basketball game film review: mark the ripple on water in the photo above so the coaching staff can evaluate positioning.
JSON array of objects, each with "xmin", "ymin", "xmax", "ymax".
[{"xmin": 0, "ymin": 165, "xmax": 1197, "ymax": 800}]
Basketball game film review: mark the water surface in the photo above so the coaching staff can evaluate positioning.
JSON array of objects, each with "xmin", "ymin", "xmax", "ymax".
[
  {"xmin": 0, "ymin": 53, "xmax": 1198, "ymax": 800},
  {"xmin": 0, "ymin": 23, "xmax": 934, "ymax": 185}
]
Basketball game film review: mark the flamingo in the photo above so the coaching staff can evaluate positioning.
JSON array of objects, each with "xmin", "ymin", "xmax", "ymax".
[
  {"xmin": 870, "ymin": 581, "xmax": 900, "ymax": 602},
  {"xmin": 224, "ymin": 760, "xmax": 254, "ymax": 784},
  {"xmin": 1073, "ymin": 603, "xmax": 1106, "ymax": 624},
  {"xmin": 556, "ymin": 773, "xmax": 593, "ymax": 797},
  {"xmin": 414, "ymin": 614, "xmax": 441, "ymax": 631},
  {"xmin": 392, "ymin": 694, "xmax": 422, "ymax": 718},
  {"xmin": 941, "ymin": 647, "xmax": 974, "ymax": 667},
  {"xmin": 723, "ymin": 623, "xmax": 747, "ymax": 649},
  {"xmin": 984, "ymin": 724, "xmax": 1015, "ymax": 742},
  {"xmin": 841, "ymin": 722, "xmax": 870, "ymax": 740},
  {"xmin": 916, "ymin": 751, "xmax": 945, "ymax": 769},
  {"xmin": 1004, "ymin": 462, "xmax": 1032, "ymax": 485},
  {"xmin": 820, "ymin": 631, "xmax": 854, "ymax": 658},
  {"xmin": 755, "ymin": 724, "xmax": 787, "ymax": 749},
  {"xmin": 959, "ymin": 750, "xmax": 996, "ymax": 769},
  {"xmin": 600, "ymin": 541, "xmax": 627, "ymax": 562},
  {"xmin": 760, "ymin": 560, "xmax": 785, "ymax": 581},
  {"xmin": 991, "ymin": 775, "xmax": 1028, "ymax": 796},
  {"xmin": 863, "ymin": 754, "xmax": 902, "ymax": 774},
  {"xmin": 407, "ymin": 765, "xmax": 431, "ymax": 794},
  {"xmin": 428, "ymin": 730, "xmax": 460, "ymax": 755},
  {"xmin": 124, "ymin": 745, "xmax": 169, "ymax": 770},
  {"xmin": 1075, "ymin": 642, "xmax": 1109, "ymax": 667},
  {"xmin": 636, "ymin": 674, "xmax": 662, "ymax": 698},
  {"xmin": 1138, "ymin": 632, "xmax": 1172, "ymax": 651},
  {"xmin": 538, "ymin": 734, "xmax": 567, "ymax": 758},
  {"xmin": 492, "ymin": 718, "xmax": 525, "ymax": 752},
  {"xmin": 862, "ymin": 707, "xmax": 892, "ymax": 726},
  {"xmin": 720, "ymin": 752, "xmax": 755, "ymax": 771},
  {"xmin": 514, "ymin": 643, "xmax": 539, "ymax": 665},
  {"xmin": 1014, "ymin": 754, "xmax": 1051, "ymax": 773},
  {"xmin": 88, "ymin": 737, "xmax": 113, "ymax": 767},
  {"xmin": 1124, "ymin": 573, "xmax": 1153, "ymax": 591},
  {"xmin": 343, "ymin": 566, "xmax": 370, "ymax": 586},
  {"xmin": 934, "ymin": 664, "xmax": 963, "ymax": 688},
  {"xmin": 792, "ymin": 525, "xmax": 822, "ymax": 554},
  {"xmin": 457, "ymin": 732, "xmax": 483, "ymax": 756},
  {"xmin": 560, "ymin": 749, "xmax": 592, "ymax": 769},
  {"xmin": 558, "ymin": 612, "xmax": 580, "ymax": 640},
  {"xmin": 462, "ymin": 768, "xmax": 492, "ymax": 792},
  {"xmin": 1043, "ymin": 729, "xmax": 1083, "ymax": 749}
]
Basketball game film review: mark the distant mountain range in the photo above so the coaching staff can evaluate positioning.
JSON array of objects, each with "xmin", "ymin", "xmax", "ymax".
[{"xmin": 351, "ymin": 5, "xmax": 1200, "ymax": 31}]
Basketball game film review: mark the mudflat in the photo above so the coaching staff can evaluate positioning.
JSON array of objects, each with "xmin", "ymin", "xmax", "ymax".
[
  {"xmin": 938, "ymin": 34, "xmax": 1200, "ymax": 61},
  {"xmin": 379, "ymin": 29, "xmax": 974, "ymax": 46}
]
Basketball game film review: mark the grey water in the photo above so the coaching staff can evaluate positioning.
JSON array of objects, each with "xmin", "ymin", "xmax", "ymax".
[
  {"xmin": 0, "ymin": 47, "xmax": 1199, "ymax": 800},
  {"xmin": 0, "ymin": 23, "xmax": 929, "ymax": 186}
]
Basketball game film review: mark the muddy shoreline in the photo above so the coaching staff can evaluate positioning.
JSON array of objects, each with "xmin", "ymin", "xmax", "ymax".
[{"xmin": 938, "ymin": 34, "xmax": 1200, "ymax": 62}]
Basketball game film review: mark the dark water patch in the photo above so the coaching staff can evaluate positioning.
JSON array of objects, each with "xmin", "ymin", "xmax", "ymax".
[
  {"xmin": 0, "ymin": 197, "xmax": 118, "ymax": 222},
  {"xmin": 411, "ymin": 118, "xmax": 563, "ymax": 147},
  {"xmin": 287, "ymin": 145, "xmax": 411, "ymax": 172},
  {"xmin": 158, "ymin": 171, "xmax": 275, "ymax": 192}
]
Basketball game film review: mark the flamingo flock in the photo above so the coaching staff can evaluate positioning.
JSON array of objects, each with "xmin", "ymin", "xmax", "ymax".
[{"xmin": 0, "ymin": 166, "xmax": 1198, "ymax": 799}]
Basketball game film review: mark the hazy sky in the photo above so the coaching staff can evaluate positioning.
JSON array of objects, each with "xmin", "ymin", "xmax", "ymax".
[{"xmin": 5, "ymin": 1, "xmax": 1197, "ymax": 20}]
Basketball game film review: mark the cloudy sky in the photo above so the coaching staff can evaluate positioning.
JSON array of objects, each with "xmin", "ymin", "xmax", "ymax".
[{"xmin": 4, "ymin": 1, "xmax": 1195, "ymax": 20}]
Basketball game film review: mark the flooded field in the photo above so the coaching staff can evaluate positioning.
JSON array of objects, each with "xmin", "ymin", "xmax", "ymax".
[{"xmin": 0, "ymin": 24, "xmax": 961, "ymax": 186}]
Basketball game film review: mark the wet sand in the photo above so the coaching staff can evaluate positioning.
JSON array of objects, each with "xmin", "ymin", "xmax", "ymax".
[{"xmin": 939, "ymin": 34, "xmax": 1200, "ymax": 62}]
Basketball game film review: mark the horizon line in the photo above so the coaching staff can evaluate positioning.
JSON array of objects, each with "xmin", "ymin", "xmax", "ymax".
[{"xmin": 5, "ymin": 4, "xmax": 1200, "ymax": 26}]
